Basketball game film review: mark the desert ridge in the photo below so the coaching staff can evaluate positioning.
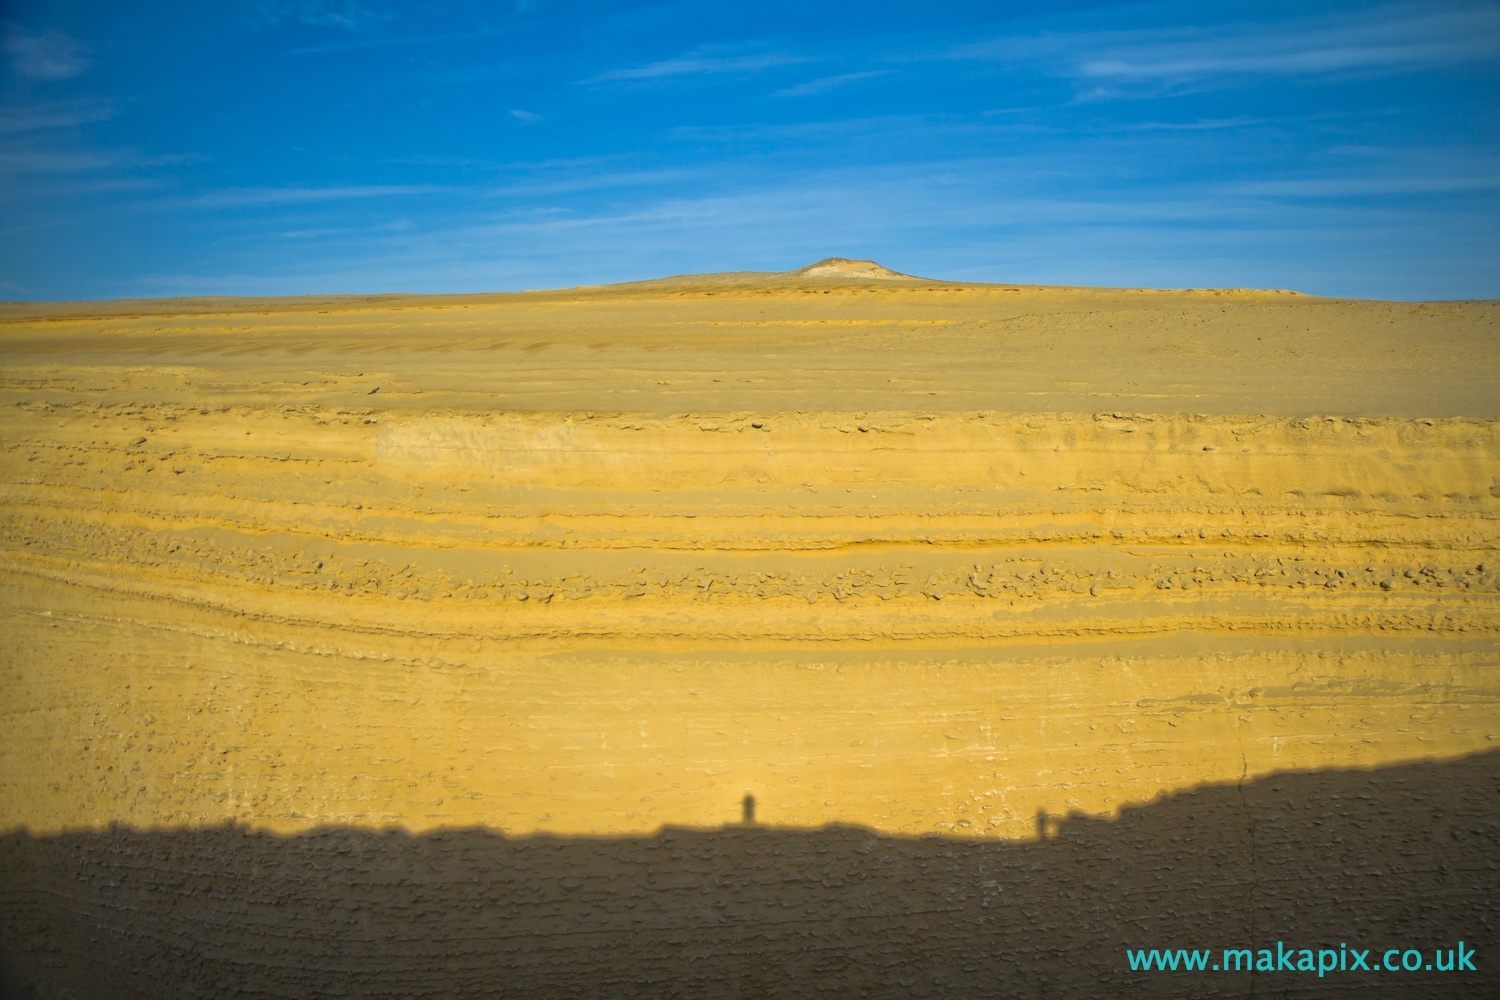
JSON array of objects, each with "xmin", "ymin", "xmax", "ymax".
[{"xmin": 2, "ymin": 261, "xmax": 1495, "ymax": 416}]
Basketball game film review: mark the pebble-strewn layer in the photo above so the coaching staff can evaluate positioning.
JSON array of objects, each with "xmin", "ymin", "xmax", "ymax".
[{"xmin": 2, "ymin": 275, "xmax": 1498, "ymax": 997}]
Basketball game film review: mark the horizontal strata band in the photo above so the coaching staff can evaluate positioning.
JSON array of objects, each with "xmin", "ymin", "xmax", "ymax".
[{"xmin": 2, "ymin": 405, "xmax": 1496, "ymax": 645}]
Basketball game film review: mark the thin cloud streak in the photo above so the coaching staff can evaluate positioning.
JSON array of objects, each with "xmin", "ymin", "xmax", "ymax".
[
  {"xmin": 286, "ymin": 27, "xmax": 501, "ymax": 56},
  {"xmin": 586, "ymin": 50, "xmax": 811, "ymax": 83},
  {"xmin": 1, "ymin": 176, "xmax": 171, "ymax": 203},
  {"xmin": 0, "ymin": 148, "xmax": 204, "ymax": 175},
  {"xmin": 164, "ymin": 171, "xmax": 688, "ymax": 210},
  {"xmin": 949, "ymin": 1, "xmax": 1500, "ymax": 94},
  {"xmin": 239, "ymin": 1, "xmax": 391, "ymax": 32},
  {"xmin": 192, "ymin": 184, "xmax": 448, "ymax": 207},
  {"xmin": 774, "ymin": 70, "xmax": 893, "ymax": 97},
  {"xmin": 670, "ymin": 114, "xmax": 939, "ymax": 144},
  {"xmin": 1229, "ymin": 174, "xmax": 1500, "ymax": 197},
  {"xmin": 480, "ymin": 169, "xmax": 698, "ymax": 198},
  {"xmin": 0, "ymin": 100, "xmax": 115, "ymax": 133},
  {"xmin": 1111, "ymin": 116, "xmax": 1268, "ymax": 131},
  {"xmin": 1080, "ymin": 40, "xmax": 1498, "ymax": 81}
]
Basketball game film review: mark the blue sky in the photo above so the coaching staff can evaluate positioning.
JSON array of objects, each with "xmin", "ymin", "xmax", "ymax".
[{"xmin": 1, "ymin": 0, "xmax": 1497, "ymax": 300}]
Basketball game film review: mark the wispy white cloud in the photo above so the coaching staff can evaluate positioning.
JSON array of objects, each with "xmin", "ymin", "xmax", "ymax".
[
  {"xmin": 951, "ymin": 2, "xmax": 1500, "ymax": 97},
  {"xmin": 773, "ymin": 70, "xmax": 893, "ymax": 98},
  {"xmin": 0, "ymin": 99, "xmax": 115, "ymax": 133},
  {"xmin": 240, "ymin": 0, "xmax": 390, "ymax": 31},
  {"xmin": 1113, "ymin": 116, "xmax": 1269, "ymax": 132},
  {"xmin": 0, "ymin": 175, "xmax": 170, "ymax": 203},
  {"xmin": 3, "ymin": 26, "xmax": 90, "ymax": 80},
  {"xmin": 0, "ymin": 148, "xmax": 203, "ymax": 175},
  {"xmin": 670, "ymin": 114, "xmax": 933, "ymax": 144},
  {"xmin": 193, "ymin": 184, "xmax": 446, "ymax": 207},
  {"xmin": 280, "ymin": 217, "xmax": 409, "ymax": 239},
  {"xmin": 1079, "ymin": 5, "xmax": 1500, "ymax": 82},
  {"xmin": 287, "ymin": 28, "xmax": 499, "ymax": 56},
  {"xmin": 510, "ymin": 109, "xmax": 542, "ymax": 122},
  {"xmin": 585, "ymin": 49, "xmax": 811, "ymax": 83},
  {"xmin": 1230, "ymin": 174, "xmax": 1500, "ymax": 197},
  {"xmin": 390, "ymin": 154, "xmax": 490, "ymax": 167},
  {"xmin": 50, "ymin": 159, "xmax": 691, "ymax": 211},
  {"xmin": 480, "ymin": 168, "xmax": 697, "ymax": 198},
  {"xmin": 0, "ymin": 150, "xmax": 115, "ymax": 173}
]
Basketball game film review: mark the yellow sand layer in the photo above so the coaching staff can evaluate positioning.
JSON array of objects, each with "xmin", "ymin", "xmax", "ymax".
[{"xmin": 2, "ymin": 274, "xmax": 1498, "ymax": 842}]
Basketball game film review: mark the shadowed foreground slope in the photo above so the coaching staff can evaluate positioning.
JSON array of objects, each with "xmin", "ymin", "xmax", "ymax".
[{"xmin": 4, "ymin": 751, "xmax": 1497, "ymax": 1000}]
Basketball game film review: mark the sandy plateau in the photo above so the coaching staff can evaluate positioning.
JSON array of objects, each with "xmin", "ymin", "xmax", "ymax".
[{"xmin": 2, "ymin": 261, "xmax": 1499, "ymax": 997}]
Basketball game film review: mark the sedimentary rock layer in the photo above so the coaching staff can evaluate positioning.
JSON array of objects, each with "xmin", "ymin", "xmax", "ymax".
[
  {"xmin": 3, "ymin": 397, "xmax": 1496, "ymax": 832},
  {"xmin": 2, "ymin": 274, "xmax": 1498, "ymax": 996}
]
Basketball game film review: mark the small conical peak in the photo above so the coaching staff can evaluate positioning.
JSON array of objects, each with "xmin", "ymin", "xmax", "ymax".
[{"xmin": 787, "ymin": 258, "xmax": 910, "ymax": 280}]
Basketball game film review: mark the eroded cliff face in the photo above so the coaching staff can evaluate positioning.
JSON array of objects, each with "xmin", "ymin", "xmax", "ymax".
[{"xmin": 2, "ymin": 277, "xmax": 1498, "ymax": 996}]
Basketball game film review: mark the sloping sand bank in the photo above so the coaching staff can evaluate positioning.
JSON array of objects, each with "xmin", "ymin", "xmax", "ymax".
[{"xmin": 2, "ymin": 267, "xmax": 1498, "ymax": 996}]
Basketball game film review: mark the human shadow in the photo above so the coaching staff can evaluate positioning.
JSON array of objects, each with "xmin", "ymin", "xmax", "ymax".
[{"xmin": 3, "ymin": 751, "xmax": 1497, "ymax": 999}]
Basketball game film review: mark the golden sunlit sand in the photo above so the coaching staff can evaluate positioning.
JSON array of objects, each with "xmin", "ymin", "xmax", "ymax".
[{"xmin": 3, "ymin": 262, "xmax": 1498, "ymax": 996}]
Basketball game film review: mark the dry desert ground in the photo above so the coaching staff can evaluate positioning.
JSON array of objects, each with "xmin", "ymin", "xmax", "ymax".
[{"xmin": 2, "ymin": 260, "xmax": 1498, "ymax": 997}]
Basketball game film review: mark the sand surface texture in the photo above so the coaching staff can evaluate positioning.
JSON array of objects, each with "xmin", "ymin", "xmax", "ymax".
[{"xmin": 3, "ymin": 263, "xmax": 1499, "ymax": 997}]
